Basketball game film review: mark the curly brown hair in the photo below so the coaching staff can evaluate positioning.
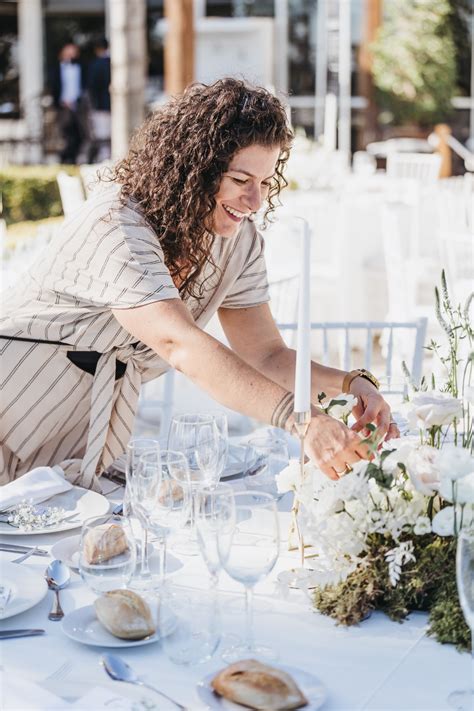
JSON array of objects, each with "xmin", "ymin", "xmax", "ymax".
[{"xmin": 112, "ymin": 78, "xmax": 293, "ymax": 299}]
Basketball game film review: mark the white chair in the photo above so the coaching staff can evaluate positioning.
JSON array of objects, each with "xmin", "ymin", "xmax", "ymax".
[
  {"xmin": 276, "ymin": 318, "xmax": 428, "ymax": 394},
  {"xmin": 386, "ymin": 152, "xmax": 441, "ymax": 184},
  {"xmin": 79, "ymin": 162, "xmax": 112, "ymax": 197},
  {"xmin": 134, "ymin": 370, "xmax": 175, "ymax": 442},
  {"xmin": 56, "ymin": 171, "xmax": 86, "ymax": 217}
]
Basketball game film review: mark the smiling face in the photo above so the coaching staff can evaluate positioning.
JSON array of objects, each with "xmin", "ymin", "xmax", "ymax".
[{"xmin": 211, "ymin": 144, "xmax": 281, "ymax": 238}]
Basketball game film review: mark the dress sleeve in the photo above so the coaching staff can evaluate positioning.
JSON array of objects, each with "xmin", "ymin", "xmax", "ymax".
[
  {"xmin": 69, "ymin": 208, "xmax": 180, "ymax": 309},
  {"xmin": 219, "ymin": 226, "xmax": 270, "ymax": 309}
]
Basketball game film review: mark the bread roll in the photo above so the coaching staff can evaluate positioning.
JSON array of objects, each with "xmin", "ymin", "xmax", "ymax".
[
  {"xmin": 83, "ymin": 523, "xmax": 129, "ymax": 564},
  {"xmin": 94, "ymin": 589, "xmax": 156, "ymax": 640},
  {"xmin": 211, "ymin": 659, "xmax": 308, "ymax": 710}
]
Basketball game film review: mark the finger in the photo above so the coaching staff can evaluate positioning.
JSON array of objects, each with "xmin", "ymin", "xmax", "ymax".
[
  {"xmin": 386, "ymin": 422, "xmax": 400, "ymax": 440},
  {"xmin": 320, "ymin": 463, "xmax": 340, "ymax": 480},
  {"xmin": 375, "ymin": 409, "xmax": 391, "ymax": 439},
  {"xmin": 351, "ymin": 406, "xmax": 379, "ymax": 432}
]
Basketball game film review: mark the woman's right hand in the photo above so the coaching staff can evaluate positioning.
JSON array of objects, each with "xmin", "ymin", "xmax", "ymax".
[{"xmin": 303, "ymin": 411, "xmax": 372, "ymax": 480}]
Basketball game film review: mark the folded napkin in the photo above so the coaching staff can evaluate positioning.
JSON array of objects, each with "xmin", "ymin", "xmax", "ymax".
[
  {"xmin": 0, "ymin": 466, "xmax": 72, "ymax": 511},
  {"xmin": 2, "ymin": 676, "xmax": 67, "ymax": 710}
]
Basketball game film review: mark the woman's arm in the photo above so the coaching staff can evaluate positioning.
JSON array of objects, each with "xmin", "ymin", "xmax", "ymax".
[{"xmin": 112, "ymin": 298, "xmax": 371, "ymax": 479}]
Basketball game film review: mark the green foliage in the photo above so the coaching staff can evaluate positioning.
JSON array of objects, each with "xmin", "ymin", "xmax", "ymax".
[
  {"xmin": 313, "ymin": 535, "xmax": 470, "ymax": 651},
  {"xmin": 0, "ymin": 165, "xmax": 78, "ymax": 224},
  {"xmin": 371, "ymin": 0, "xmax": 457, "ymax": 125}
]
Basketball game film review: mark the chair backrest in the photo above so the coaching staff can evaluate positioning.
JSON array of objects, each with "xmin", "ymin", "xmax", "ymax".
[
  {"xmin": 276, "ymin": 318, "xmax": 428, "ymax": 394},
  {"xmin": 386, "ymin": 152, "xmax": 441, "ymax": 183},
  {"xmin": 79, "ymin": 162, "xmax": 112, "ymax": 197},
  {"xmin": 56, "ymin": 171, "xmax": 85, "ymax": 217}
]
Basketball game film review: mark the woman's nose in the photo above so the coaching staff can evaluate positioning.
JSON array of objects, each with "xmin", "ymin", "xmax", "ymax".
[{"xmin": 244, "ymin": 184, "xmax": 263, "ymax": 212}]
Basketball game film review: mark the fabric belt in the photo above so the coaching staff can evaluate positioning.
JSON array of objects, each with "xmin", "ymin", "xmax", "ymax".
[{"xmin": 66, "ymin": 351, "xmax": 126, "ymax": 379}]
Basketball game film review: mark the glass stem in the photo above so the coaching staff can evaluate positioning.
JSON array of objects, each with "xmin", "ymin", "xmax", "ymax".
[
  {"xmin": 140, "ymin": 524, "xmax": 150, "ymax": 578},
  {"xmin": 159, "ymin": 535, "xmax": 167, "ymax": 589},
  {"xmin": 244, "ymin": 585, "xmax": 255, "ymax": 652},
  {"xmin": 471, "ymin": 625, "xmax": 474, "ymax": 691},
  {"xmin": 189, "ymin": 491, "xmax": 197, "ymax": 541}
]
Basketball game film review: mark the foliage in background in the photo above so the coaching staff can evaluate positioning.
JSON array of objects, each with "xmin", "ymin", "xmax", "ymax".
[
  {"xmin": 0, "ymin": 165, "xmax": 78, "ymax": 224},
  {"xmin": 371, "ymin": 0, "xmax": 458, "ymax": 126},
  {"xmin": 447, "ymin": 0, "xmax": 472, "ymax": 97}
]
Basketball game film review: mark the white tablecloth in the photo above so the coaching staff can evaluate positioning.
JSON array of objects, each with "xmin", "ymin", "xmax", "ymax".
[{"xmin": 0, "ymin": 480, "xmax": 469, "ymax": 710}]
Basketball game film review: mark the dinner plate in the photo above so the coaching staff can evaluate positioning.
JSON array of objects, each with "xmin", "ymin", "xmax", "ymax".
[
  {"xmin": 0, "ymin": 487, "xmax": 110, "ymax": 536},
  {"xmin": 196, "ymin": 664, "xmax": 327, "ymax": 710},
  {"xmin": 51, "ymin": 534, "xmax": 183, "ymax": 576},
  {"xmin": 0, "ymin": 561, "xmax": 48, "ymax": 620},
  {"xmin": 62, "ymin": 604, "xmax": 176, "ymax": 648}
]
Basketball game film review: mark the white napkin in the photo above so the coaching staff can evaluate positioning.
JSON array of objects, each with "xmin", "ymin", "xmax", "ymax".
[
  {"xmin": 0, "ymin": 466, "xmax": 72, "ymax": 510},
  {"xmin": 2, "ymin": 676, "xmax": 68, "ymax": 709}
]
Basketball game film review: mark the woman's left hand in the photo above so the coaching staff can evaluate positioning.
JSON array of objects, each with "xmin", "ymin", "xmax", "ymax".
[{"xmin": 349, "ymin": 377, "xmax": 400, "ymax": 441}]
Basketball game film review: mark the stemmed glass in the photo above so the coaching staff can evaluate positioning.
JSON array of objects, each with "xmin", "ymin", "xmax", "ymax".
[
  {"xmin": 448, "ymin": 528, "xmax": 474, "ymax": 710},
  {"xmin": 79, "ymin": 514, "xmax": 137, "ymax": 594},
  {"xmin": 217, "ymin": 490, "xmax": 280, "ymax": 662},
  {"xmin": 195, "ymin": 484, "xmax": 235, "ymax": 590},
  {"xmin": 244, "ymin": 435, "xmax": 290, "ymax": 500},
  {"xmin": 125, "ymin": 438, "xmax": 161, "ymax": 590},
  {"xmin": 144, "ymin": 449, "xmax": 191, "ymax": 589},
  {"xmin": 168, "ymin": 414, "xmax": 223, "ymax": 552}
]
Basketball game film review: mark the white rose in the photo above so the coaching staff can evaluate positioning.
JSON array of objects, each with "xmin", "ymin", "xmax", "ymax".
[
  {"xmin": 440, "ymin": 472, "xmax": 474, "ymax": 505},
  {"xmin": 437, "ymin": 445, "xmax": 474, "ymax": 481},
  {"xmin": 406, "ymin": 391, "xmax": 463, "ymax": 429},
  {"xmin": 432, "ymin": 505, "xmax": 474, "ymax": 536},
  {"xmin": 464, "ymin": 386, "xmax": 474, "ymax": 405},
  {"xmin": 413, "ymin": 516, "xmax": 432, "ymax": 535},
  {"xmin": 405, "ymin": 445, "xmax": 440, "ymax": 495},
  {"xmin": 276, "ymin": 459, "xmax": 300, "ymax": 494},
  {"xmin": 382, "ymin": 438, "xmax": 419, "ymax": 475},
  {"xmin": 327, "ymin": 393, "xmax": 358, "ymax": 420}
]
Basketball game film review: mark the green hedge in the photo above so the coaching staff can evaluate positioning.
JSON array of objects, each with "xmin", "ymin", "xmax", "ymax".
[{"xmin": 0, "ymin": 165, "xmax": 79, "ymax": 225}]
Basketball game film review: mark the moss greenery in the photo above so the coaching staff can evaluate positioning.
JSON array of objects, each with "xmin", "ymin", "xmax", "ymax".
[{"xmin": 313, "ymin": 535, "xmax": 470, "ymax": 651}]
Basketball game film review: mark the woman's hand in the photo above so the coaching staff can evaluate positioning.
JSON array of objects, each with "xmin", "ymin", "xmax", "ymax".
[
  {"xmin": 304, "ymin": 411, "xmax": 372, "ymax": 480},
  {"xmin": 348, "ymin": 377, "xmax": 399, "ymax": 441}
]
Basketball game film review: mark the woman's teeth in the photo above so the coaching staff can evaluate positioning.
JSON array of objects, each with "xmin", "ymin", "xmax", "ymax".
[{"xmin": 223, "ymin": 204, "xmax": 246, "ymax": 220}]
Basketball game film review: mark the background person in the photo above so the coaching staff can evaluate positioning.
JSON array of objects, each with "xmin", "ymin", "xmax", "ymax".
[
  {"xmin": 87, "ymin": 36, "xmax": 111, "ymax": 163},
  {"xmin": 49, "ymin": 41, "xmax": 86, "ymax": 164},
  {"xmin": 0, "ymin": 79, "xmax": 397, "ymax": 490}
]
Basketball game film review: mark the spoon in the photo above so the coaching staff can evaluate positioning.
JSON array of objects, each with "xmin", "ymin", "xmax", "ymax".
[
  {"xmin": 45, "ymin": 560, "xmax": 70, "ymax": 621},
  {"xmin": 101, "ymin": 654, "xmax": 187, "ymax": 710}
]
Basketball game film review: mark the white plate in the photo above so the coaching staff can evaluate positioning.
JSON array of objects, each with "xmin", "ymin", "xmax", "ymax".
[
  {"xmin": 197, "ymin": 664, "xmax": 327, "ymax": 710},
  {"xmin": 0, "ymin": 487, "xmax": 110, "ymax": 536},
  {"xmin": 0, "ymin": 561, "xmax": 48, "ymax": 620},
  {"xmin": 62, "ymin": 604, "xmax": 176, "ymax": 648},
  {"xmin": 51, "ymin": 534, "xmax": 183, "ymax": 576}
]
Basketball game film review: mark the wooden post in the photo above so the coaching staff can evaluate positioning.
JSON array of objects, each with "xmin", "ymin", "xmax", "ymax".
[
  {"xmin": 358, "ymin": 0, "xmax": 382, "ymax": 149},
  {"xmin": 433, "ymin": 124, "xmax": 452, "ymax": 178},
  {"xmin": 164, "ymin": 0, "xmax": 194, "ymax": 96}
]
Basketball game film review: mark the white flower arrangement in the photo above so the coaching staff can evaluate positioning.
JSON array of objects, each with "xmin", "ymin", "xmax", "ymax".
[{"xmin": 278, "ymin": 272, "xmax": 473, "ymax": 648}]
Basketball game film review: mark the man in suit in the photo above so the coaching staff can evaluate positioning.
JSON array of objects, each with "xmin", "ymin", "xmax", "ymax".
[
  {"xmin": 50, "ymin": 42, "xmax": 86, "ymax": 164},
  {"xmin": 87, "ymin": 37, "xmax": 111, "ymax": 162}
]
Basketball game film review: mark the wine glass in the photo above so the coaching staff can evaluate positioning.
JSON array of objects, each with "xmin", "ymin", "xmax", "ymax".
[
  {"xmin": 244, "ymin": 435, "xmax": 290, "ymax": 500},
  {"xmin": 168, "ymin": 414, "xmax": 220, "ymax": 552},
  {"xmin": 145, "ymin": 449, "xmax": 191, "ymax": 589},
  {"xmin": 130, "ymin": 452, "xmax": 163, "ymax": 590},
  {"xmin": 195, "ymin": 484, "xmax": 235, "ymax": 589},
  {"xmin": 125, "ymin": 438, "xmax": 160, "ymax": 587},
  {"xmin": 217, "ymin": 490, "xmax": 280, "ymax": 662},
  {"xmin": 205, "ymin": 412, "xmax": 229, "ymax": 488},
  {"xmin": 448, "ymin": 528, "xmax": 474, "ymax": 710},
  {"xmin": 79, "ymin": 514, "xmax": 137, "ymax": 594}
]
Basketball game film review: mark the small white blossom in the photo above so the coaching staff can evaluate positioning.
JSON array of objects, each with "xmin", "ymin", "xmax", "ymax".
[
  {"xmin": 413, "ymin": 516, "xmax": 432, "ymax": 535},
  {"xmin": 276, "ymin": 459, "xmax": 300, "ymax": 494},
  {"xmin": 326, "ymin": 393, "xmax": 358, "ymax": 420}
]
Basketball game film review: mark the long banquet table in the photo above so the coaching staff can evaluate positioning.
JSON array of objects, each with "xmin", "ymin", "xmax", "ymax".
[{"xmin": 0, "ymin": 477, "xmax": 469, "ymax": 711}]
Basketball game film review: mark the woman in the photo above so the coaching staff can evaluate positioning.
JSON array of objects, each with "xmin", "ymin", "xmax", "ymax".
[{"xmin": 0, "ymin": 78, "xmax": 397, "ymax": 490}]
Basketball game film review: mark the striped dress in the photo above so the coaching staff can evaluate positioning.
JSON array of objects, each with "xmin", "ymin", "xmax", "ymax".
[{"xmin": 0, "ymin": 183, "xmax": 270, "ymax": 490}]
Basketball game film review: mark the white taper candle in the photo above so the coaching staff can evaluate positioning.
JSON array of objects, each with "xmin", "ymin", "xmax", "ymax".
[{"xmin": 294, "ymin": 219, "xmax": 311, "ymax": 413}]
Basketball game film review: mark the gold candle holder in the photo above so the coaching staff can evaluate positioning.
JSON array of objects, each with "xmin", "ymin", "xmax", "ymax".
[{"xmin": 290, "ymin": 409, "xmax": 311, "ymax": 568}]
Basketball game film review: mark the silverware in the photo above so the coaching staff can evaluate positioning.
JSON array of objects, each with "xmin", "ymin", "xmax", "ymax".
[
  {"xmin": 0, "ymin": 629, "xmax": 45, "ymax": 639},
  {"xmin": 0, "ymin": 544, "xmax": 48, "ymax": 556},
  {"xmin": 101, "ymin": 654, "xmax": 187, "ymax": 710},
  {"xmin": 11, "ymin": 546, "xmax": 41, "ymax": 564},
  {"xmin": 45, "ymin": 560, "xmax": 70, "ymax": 621}
]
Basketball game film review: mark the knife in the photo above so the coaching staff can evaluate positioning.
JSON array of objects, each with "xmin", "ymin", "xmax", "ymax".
[
  {"xmin": 0, "ymin": 629, "xmax": 45, "ymax": 639},
  {"xmin": 0, "ymin": 544, "xmax": 49, "ymax": 556}
]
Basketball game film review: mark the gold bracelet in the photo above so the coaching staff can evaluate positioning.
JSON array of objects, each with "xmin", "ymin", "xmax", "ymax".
[{"xmin": 342, "ymin": 368, "xmax": 380, "ymax": 393}]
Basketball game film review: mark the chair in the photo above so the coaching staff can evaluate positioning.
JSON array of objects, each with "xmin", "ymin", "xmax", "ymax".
[
  {"xmin": 134, "ymin": 370, "xmax": 175, "ymax": 442},
  {"xmin": 386, "ymin": 152, "xmax": 441, "ymax": 184},
  {"xmin": 79, "ymin": 162, "xmax": 112, "ymax": 197},
  {"xmin": 276, "ymin": 318, "xmax": 428, "ymax": 394},
  {"xmin": 56, "ymin": 171, "xmax": 86, "ymax": 217}
]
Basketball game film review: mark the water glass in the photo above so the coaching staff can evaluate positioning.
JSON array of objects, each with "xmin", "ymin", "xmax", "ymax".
[
  {"xmin": 448, "ymin": 529, "xmax": 474, "ymax": 710},
  {"xmin": 195, "ymin": 484, "xmax": 234, "ymax": 587},
  {"xmin": 79, "ymin": 514, "xmax": 136, "ymax": 594},
  {"xmin": 244, "ymin": 435, "xmax": 290, "ymax": 500},
  {"xmin": 218, "ymin": 490, "xmax": 279, "ymax": 662},
  {"xmin": 160, "ymin": 585, "xmax": 221, "ymax": 665}
]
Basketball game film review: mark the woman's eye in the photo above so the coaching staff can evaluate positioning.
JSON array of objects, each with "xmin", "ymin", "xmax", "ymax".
[{"xmin": 231, "ymin": 177, "xmax": 247, "ymax": 185}]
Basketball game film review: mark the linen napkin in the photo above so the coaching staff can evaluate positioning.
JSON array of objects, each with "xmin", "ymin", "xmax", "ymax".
[
  {"xmin": 0, "ymin": 465, "xmax": 72, "ymax": 511},
  {"xmin": 2, "ymin": 675, "xmax": 68, "ymax": 710}
]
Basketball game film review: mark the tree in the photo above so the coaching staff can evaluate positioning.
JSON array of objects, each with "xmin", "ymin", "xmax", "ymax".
[{"xmin": 370, "ymin": 0, "xmax": 457, "ymax": 126}]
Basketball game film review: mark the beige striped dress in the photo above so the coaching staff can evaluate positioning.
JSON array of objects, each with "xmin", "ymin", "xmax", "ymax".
[{"xmin": 0, "ymin": 183, "xmax": 270, "ymax": 491}]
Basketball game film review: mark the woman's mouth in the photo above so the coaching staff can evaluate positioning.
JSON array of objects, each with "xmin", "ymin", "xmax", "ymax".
[{"xmin": 222, "ymin": 204, "xmax": 247, "ymax": 223}]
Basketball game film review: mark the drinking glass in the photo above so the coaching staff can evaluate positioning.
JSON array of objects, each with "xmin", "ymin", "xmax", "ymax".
[
  {"xmin": 244, "ymin": 435, "xmax": 290, "ymax": 500},
  {"xmin": 195, "ymin": 484, "xmax": 235, "ymax": 589},
  {"xmin": 79, "ymin": 514, "xmax": 136, "ymax": 594},
  {"xmin": 448, "ymin": 529, "xmax": 474, "ymax": 710},
  {"xmin": 168, "ymin": 414, "xmax": 221, "ymax": 552},
  {"xmin": 125, "ymin": 438, "xmax": 160, "ymax": 587},
  {"xmin": 217, "ymin": 490, "xmax": 280, "ymax": 662},
  {"xmin": 145, "ymin": 449, "xmax": 191, "ymax": 589},
  {"xmin": 130, "ymin": 452, "xmax": 163, "ymax": 590},
  {"xmin": 207, "ymin": 412, "xmax": 229, "ymax": 488}
]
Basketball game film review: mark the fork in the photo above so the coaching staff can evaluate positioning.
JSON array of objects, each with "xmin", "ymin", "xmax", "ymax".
[
  {"xmin": 11, "ymin": 546, "xmax": 41, "ymax": 564},
  {"xmin": 42, "ymin": 660, "xmax": 73, "ymax": 686}
]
